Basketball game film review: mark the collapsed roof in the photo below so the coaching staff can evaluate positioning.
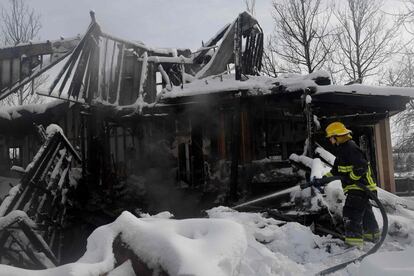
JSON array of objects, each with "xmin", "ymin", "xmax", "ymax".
[{"xmin": 0, "ymin": 11, "xmax": 412, "ymax": 122}]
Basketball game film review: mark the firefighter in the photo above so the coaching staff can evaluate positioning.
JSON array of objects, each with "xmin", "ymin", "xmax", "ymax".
[{"xmin": 324, "ymin": 122, "xmax": 380, "ymax": 248}]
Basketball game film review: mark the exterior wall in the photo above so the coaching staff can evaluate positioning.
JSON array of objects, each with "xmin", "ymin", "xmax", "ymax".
[{"xmin": 374, "ymin": 117, "xmax": 396, "ymax": 192}]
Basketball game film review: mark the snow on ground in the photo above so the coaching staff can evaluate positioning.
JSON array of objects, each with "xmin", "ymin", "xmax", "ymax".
[
  {"xmin": 1, "ymin": 197, "xmax": 414, "ymax": 276},
  {"xmin": 1, "ymin": 148, "xmax": 414, "ymax": 275}
]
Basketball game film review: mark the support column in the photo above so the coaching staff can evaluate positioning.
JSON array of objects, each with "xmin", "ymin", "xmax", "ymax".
[
  {"xmin": 374, "ymin": 118, "xmax": 395, "ymax": 193},
  {"xmin": 218, "ymin": 112, "xmax": 226, "ymax": 160}
]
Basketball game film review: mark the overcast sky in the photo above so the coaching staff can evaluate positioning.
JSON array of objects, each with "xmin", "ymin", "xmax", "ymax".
[
  {"xmin": 4, "ymin": 0, "xmax": 405, "ymax": 50},
  {"xmin": 31, "ymin": 0, "xmax": 274, "ymax": 50}
]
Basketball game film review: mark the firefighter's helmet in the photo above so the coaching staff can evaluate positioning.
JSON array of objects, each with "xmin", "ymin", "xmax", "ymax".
[{"xmin": 325, "ymin": 122, "xmax": 352, "ymax": 138}]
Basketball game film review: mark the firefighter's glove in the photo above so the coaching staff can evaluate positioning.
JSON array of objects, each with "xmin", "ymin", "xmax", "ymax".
[
  {"xmin": 310, "ymin": 178, "xmax": 324, "ymax": 187},
  {"xmin": 300, "ymin": 178, "xmax": 326, "ymax": 190},
  {"xmin": 310, "ymin": 177, "xmax": 325, "ymax": 192}
]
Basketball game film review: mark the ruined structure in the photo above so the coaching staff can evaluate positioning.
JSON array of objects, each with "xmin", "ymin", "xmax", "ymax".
[{"xmin": 0, "ymin": 11, "xmax": 413, "ymax": 270}]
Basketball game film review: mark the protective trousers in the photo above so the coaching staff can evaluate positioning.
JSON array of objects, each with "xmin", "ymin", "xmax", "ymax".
[{"xmin": 342, "ymin": 191, "xmax": 379, "ymax": 247}]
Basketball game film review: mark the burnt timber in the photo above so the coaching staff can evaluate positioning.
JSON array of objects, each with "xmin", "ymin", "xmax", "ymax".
[{"xmin": 0, "ymin": 10, "xmax": 413, "ymax": 270}]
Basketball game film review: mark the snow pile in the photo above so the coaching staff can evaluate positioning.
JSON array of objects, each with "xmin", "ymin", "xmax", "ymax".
[
  {"xmin": 1, "ymin": 203, "xmax": 414, "ymax": 275},
  {"xmin": 0, "ymin": 211, "xmax": 247, "ymax": 276},
  {"xmin": 209, "ymin": 205, "xmax": 414, "ymax": 276},
  {"xmin": 112, "ymin": 213, "xmax": 247, "ymax": 276},
  {"xmin": 207, "ymin": 206, "xmax": 306, "ymax": 275}
]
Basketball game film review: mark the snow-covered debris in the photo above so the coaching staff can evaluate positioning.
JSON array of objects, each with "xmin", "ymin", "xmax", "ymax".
[
  {"xmin": 289, "ymin": 153, "xmax": 331, "ymax": 179},
  {"xmin": 0, "ymin": 100, "xmax": 65, "ymax": 121},
  {"xmin": 1, "ymin": 203, "xmax": 414, "ymax": 275},
  {"xmin": 289, "ymin": 153, "xmax": 312, "ymax": 168},
  {"xmin": 163, "ymin": 73, "xmax": 277, "ymax": 98},
  {"xmin": 207, "ymin": 206, "xmax": 307, "ymax": 275},
  {"xmin": 0, "ymin": 210, "xmax": 37, "ymax": 230},
  {"xmin": 0, "ymin": 184, "xmax": 21, "ymax": 217},
  {"xmin": 10, "ymin": 166, "xmax": 26, "ymax": 174},
  {"xmin": 163, "ymin": 70, "xmax": 329, "ymax": 99},
  {"xmin": 25, "ymin": 142, "xmax": 46, "ymax": 172},
  {"xmin": 45, "ymin": 124, "xmax": 63, "ymax": 138},
  {"xmin": 315, "ymin": 146, "xmax": 336, "ymax": 165},
  {"xmin": 139, "ymin": 211, "xmax": 174, "ymax": 219},
  {"xmin": 0, "ymin": 211, "xmax": 248, "ymax": 276}
]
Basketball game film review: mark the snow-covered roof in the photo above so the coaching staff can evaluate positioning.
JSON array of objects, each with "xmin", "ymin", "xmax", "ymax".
[
  {"xmin": 162, "ymin": 74, "xmax": 277, "ymax": 98},
  {"xmin": 162, "ymin": 70, "xmax": 414, "ymax": 102},
  {"xmin": 0, "ymin": 100, "xmax": 66, "ymax": 121},
  {"xmin": 162, "ymin": 71, "xmax": 329, "ymax": 99},
  {"xmin": 316, "ymin": 84, "xmax": 414, "ymax": 98}
]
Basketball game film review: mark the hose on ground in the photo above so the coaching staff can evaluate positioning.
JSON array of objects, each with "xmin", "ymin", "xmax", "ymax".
[{"xmin": 316, "ymin": 183, "xmax": 388, "ymax": 275}]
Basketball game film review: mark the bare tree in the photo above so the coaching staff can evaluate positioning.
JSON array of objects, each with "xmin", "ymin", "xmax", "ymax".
[
  {"xmin": 399, "ymin": 0, "xmax": 414, "ymax": 35},
  {"xmin": 334, "ymin": 0, "xmax": 400, "ymax": 83},
  {"xmin": 269, "ymin": 0, "xmax": 336, "ymax": 74},
  {"xmin": 380, "ymin": 50, "xmax": 414, "ymax": 152},
  {"xmin": 0, "ymin": 0, "xmax": 45, "ymax": 106},
  {"xmin": 261, "ymin": 39, "xmax": 283, "ymax": 78},
  {"xmin": 0, "ymin": 0, "xmax": 41, "ymax": 46}
]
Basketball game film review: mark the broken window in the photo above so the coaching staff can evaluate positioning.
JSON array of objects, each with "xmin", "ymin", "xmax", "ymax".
[{"xmin": 8, "ymin": 147, "xmax": 21, "ymax": 165}]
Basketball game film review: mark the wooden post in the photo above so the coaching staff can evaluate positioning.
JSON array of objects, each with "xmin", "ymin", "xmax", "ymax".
[
  {"xmin": 374, "ymin": 117, "xmax": 396, "ymax": 192},
  {"xmin": 230, "ymin": 99, "xmax": 241, "ymax": 202},
  {"xmin": 191, "ymin": 119, "xmax": 204, "ymax": 187},
  {"xmin": 240, "ymin": 107, "xmax": 251, "ymax": 163},
  {"xmin": 80, "ymin": 110, "xmax": 87, "ymax": 178},
  {"xmin": 218, "ymin": 112, "xmax": 226, "ymax": 159},
  {"xmin": 234, "ymin": 17, "xmax": 242, "ymax": 81}
]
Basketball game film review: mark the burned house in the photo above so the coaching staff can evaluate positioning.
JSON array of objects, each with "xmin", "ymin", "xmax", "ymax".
[{"xmin": 0, "ymin": 11, "xmax": 413, "ymax": 270}]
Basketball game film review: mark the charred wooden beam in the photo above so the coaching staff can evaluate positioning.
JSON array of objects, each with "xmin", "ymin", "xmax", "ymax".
[
  {"xmin": 193, "ymin": 23, "xmax": 230, "ymax": 64},
  {"xmin": 0, "ymin": 211, "xmax": 58, "ymax": 268},
  {"xmin": 48, "ymin": 24, "xmax": 96, "ymax": 95},
  {"xmin": 0, "ymin": 126, "xmax": 81, "ymax": 267}
]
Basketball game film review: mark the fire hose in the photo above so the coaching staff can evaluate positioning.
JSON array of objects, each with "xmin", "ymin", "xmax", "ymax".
[
  {"xmin": 234, "ymin": 175, "xmax": 388, "ymax": 275},
  {"xmin": 313, "ymin": 176, "xmax": 388, "ymax": 275}
]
